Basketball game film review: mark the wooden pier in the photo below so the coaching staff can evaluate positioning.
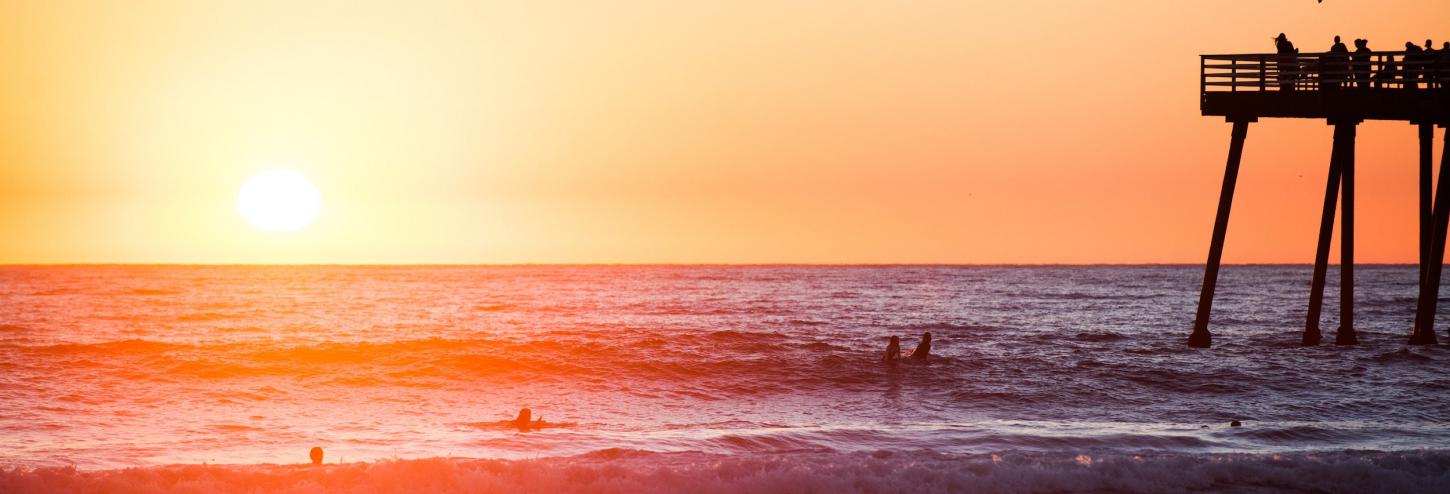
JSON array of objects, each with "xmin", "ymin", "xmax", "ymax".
[{"xmin": 1190, "ymin": 50, "xmax": 1450, "ymax": 348}]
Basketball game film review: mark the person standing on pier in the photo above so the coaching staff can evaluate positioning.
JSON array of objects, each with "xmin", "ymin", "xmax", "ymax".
[
  {"xmin": 1351, "ymin": 39, "xmax": 1372, "ymax": 88},
  {"xmin": 1426, "ymin": 40, "xmax": 1440, "ymax": 89},
  {"xmin": 1440, "ymin": 42, "xmax": 1450, "ymax": 91},
  {"xmin": 1405, "ymin": 41, "xmax": 1425, "ymax": 89},
  {"xmin": 1374, "ymin": 54, "xmax": 1399, "ymax": 89},
  {"xmin": 1274, "ymin": 33, "xmax": 1299, "ymax": 91},
  {"xmin": 1323, "ymin": 36, "xmax": 1349, "ymax": 90}
]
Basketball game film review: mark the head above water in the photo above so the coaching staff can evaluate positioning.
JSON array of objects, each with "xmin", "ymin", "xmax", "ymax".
[
  {"xmin": 908, "ymin": 332, "xmax": 933, "ymax": 359},
  {"xmin": 1334, "ymin": 35, "xmax": 1340, "ymax": 43},
  {"xmin": 309, "ymin": 446, "xmax": 323, "ymax": 465},
  {"xmin": 515, "ymin": 408, "xmax": 532, "ymax": 422}
]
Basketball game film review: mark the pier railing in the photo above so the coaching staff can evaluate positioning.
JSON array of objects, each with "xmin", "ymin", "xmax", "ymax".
[{"xmin": 1201, "ymin": 51, "xmax": 1448, "ymax": 94}]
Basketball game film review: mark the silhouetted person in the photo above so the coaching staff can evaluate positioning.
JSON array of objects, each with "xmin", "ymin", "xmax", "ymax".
[
  {"xmin": 1441, "ymin": 42, "xmax": 1450, "ymax": 90},
  {"xmin": 1374, "ymin": 54, "xmax": 1399, "ymax": 89},
  {"xmin": 1328, "ymin": 35, "xmax": 1348, "ymax": 53},
  {"xmin": 909, "ymin": 332, "xmax": 931, "ymax": 360},
  {"xmin": 1323, "ymin": 35, "xmax": 1349, "ymax": 90},
  {"xmin": 1274, "ymin": 33, "xmax": 1299, "ymax": 91},
  {"xmin": 513, "ymin": 407, "xmax": 543, "ymax": 430},
  {"xmin": 884, "ymin": 335, "xmax": 901, "ymax": 362},
  {"xmin": 1428, "ymin": 40, "xmax": 1441, "ymax": 89},
  {"xmin": 1350, "ymin": 39, "xmax": 1372, "ymax": 88},
  {"xmin": 1405, "ymin": 41, "xmax": 1425, "ymax": 89},
  {"xmin": 309, "ymin": 446, "xmax": 324, "ymax": 465},
  {"xmin": 1419, "ymin": 41, "xmax": 1436, "ymax": 88}
]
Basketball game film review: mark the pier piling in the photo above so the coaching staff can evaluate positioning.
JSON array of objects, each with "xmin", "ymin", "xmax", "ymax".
[
  {"xmin": 1190, "ymin": 119, "xmax": 1251, "ymax": 348},
  {"xmin": 1303, "ymin": 128, "xmax": 1343, "ymax": 346},
  {"xmin": 1413, "ymin": 126, "xmax": 1450, "ymax": 343},
  {"xmin": 1410, "ymin": 123, "xmax": 1439, "ymax": 345},
  {"xmin": 1334, "ymin": 121, "xmax": 1359, "ymax": 345}
]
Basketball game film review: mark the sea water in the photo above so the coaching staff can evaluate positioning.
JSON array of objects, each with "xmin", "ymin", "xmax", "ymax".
[{"xmin": 1, "ymin": 265, "xmax": 1448, "ymax": 492}]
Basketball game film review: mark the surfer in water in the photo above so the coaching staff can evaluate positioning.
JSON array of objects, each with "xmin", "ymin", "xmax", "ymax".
[
  {"xmin": 910, "ymin": 332, "xmax": 931, "ymax": 360},
  {"xmin": 513, "ymin": 407, "xmax": 544, "ymax": 431},
  {"xmin": 884, "ymin": 336, "xmax": 901, "ymax": 362}
]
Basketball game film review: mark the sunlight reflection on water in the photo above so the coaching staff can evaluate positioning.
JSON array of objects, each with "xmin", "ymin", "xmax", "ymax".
[{"xmin": 1, "ymin": 265, "xmax": 1447, "ymax": 469}]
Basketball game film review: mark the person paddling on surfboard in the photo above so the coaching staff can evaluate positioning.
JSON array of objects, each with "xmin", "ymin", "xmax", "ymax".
[
  {"xmin": 909, "ymin": 332, "xmax": 931, "ymax": 360},
  {"xmin": 884, "ymin": 336, "xmax": 901, "ymax": 362},
  {"xmin": 513, "ymin": 407, "xmax": 544, "ymax": 431}
]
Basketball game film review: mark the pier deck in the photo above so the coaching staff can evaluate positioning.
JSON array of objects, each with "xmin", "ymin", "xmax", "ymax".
[{"xmin": 1200, "ymin": 51, "xmax": 1449, "ymax": 122}]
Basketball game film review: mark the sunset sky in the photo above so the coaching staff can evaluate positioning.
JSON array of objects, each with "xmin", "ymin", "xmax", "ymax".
[{"xmin": 2, "ymin": 0, "xmax": 1447, "ymax": 264}]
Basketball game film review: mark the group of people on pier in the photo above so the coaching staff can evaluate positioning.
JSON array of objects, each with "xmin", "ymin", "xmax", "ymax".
[{"xmin": 1274, "ymin": 33, "xmax": 1448, "ymax": 90}]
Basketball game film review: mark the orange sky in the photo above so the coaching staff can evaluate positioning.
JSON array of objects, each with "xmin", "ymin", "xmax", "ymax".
[{"xmin": 2, "ymin": 1, "xmax": 1448, "ymax": 264}]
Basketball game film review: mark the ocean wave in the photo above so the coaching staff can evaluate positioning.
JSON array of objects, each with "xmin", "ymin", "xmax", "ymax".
[
  {"xmin": 3, "ymin": 450, "xmax": 1447, "ymax": 494},
  {"xmin": 1047, "ymin": 292, "xmax": 1161, "ymax": 301},
  {"xmin": 892, "ymin": 322, "xmax": 989, "ymax": 333},
  {"xmin": 1370, "ymin": 349, "xmax": 1438, "ymax": 364},
  {"xmin": 1073, "ymin": 332, "xmax": 1128, "ymax": 342},
  {"xmin": 1, "ymin": 336, "xmax": 930, "ymax": 391},
  {"xmin": 31, "ymin": 339, "xmax": 189, "ymax": 355},
  {"xmin": 176, "ymin": 312, "xmax": 243, "ymax": 322},
  {"xmin": 127, "ymin": 288, "xmax": 178, "ymax": 296}
]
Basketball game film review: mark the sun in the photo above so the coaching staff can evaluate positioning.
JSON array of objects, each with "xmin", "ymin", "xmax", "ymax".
[{"xmin": 237, "ymin": 169, "xmax": 321, "ymax": 232}]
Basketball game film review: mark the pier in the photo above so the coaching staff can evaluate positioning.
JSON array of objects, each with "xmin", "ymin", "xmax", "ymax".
[{"xmin": 1190, "ymin": 50, "xmax": 1450, "ymax": 348}]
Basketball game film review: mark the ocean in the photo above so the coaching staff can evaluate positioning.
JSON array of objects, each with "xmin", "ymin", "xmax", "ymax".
[{"xmin": 2, "ymin": 265, "xmax": 1448, "ymax": 492}]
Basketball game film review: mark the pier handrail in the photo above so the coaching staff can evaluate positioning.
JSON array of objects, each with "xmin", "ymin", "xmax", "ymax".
[{"xmin": 1200, "ymin": 50, "xmax": 1448, "ymax": 95}]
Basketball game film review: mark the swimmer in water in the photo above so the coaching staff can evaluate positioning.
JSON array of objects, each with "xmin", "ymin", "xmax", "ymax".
[
  {"xmin": 909, "ymin": 332, "xmax": 931, "ymax": 360},
  {"xmin": 513, "ymin": 407, "xmax": 544, "ymax": 431},
  {"xmin": 884, "ymin": 335, "xmax": 901, "ymax": 362}
]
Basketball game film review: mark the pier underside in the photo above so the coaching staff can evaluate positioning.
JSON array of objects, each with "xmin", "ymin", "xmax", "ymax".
[{"xmin": 1202, "ymin": 90, "xmax": 1450, "ymax": 122}]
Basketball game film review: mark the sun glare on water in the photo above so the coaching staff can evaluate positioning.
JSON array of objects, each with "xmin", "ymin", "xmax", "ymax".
[{"xmin": 237, "ymin": 169, "xmax": 321, "ymax": 232}]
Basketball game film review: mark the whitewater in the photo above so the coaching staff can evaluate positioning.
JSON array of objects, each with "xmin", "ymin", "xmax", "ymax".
[{"xmin": 2, "ymin": 265, "xmax": 1448, "ymax": 492}]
